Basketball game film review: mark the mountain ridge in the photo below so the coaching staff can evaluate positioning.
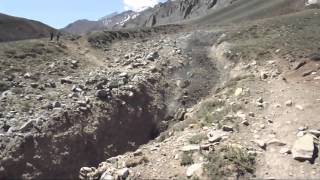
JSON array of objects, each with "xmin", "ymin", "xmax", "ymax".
[{"xmin": 0, "ymin": 13, "xmax": 55, "ymax": 42}]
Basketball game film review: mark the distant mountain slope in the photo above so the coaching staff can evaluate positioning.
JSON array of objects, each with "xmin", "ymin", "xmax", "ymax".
[
  {"xmin": 63, "ymin": 11, "xmax": 139, "ymax": 34},
  {"xmin": 63, "ymin": 0, "xmax": 306, "ymax": 34},
  {"xmin": 193, "ymin": 0, "xmax": 305, "ymax": 25},
  {"xmin": 64, "ymin": 0, "xmax": 236, "ymax": 34},
  {"xmin": 0, "ymin": 13, "xmax": 55, "ymax": 42},
  {"xmin": 123, "ymin": 0, "xmax": 236, "ymax": 28},
  {"xmin": 62, "ymin": 19, "xmax": 103, "ymax": 35}
]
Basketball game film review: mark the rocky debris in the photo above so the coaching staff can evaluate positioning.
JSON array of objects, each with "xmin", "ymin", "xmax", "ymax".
[
  {"xmin": 310, "ymin": 52, "xmax": 320, "ymax": 61},
  {"xmin": 95, "ymin": 89, "xmax": 111, "ymax": 100},
  {"xmin": 293, "ymin": 61, "xmax": 307, "ymax": 70},
  {"xmin": 292, "ymin": 134, "xmax": 315, "ymax": 161},
  {"xmin": 133, "ymin": 149, "xmax": 143, "ymax": 156},
  {"xmin": 295, "ymin": 105, "xmax": 304, "ymax": 111},
  {"xmin": 207, "ymin": 130, "xmax": 227, "ymax": 143},
  {"xmin": 242, "ymin": 120, "xmax": 250, "ymax": 126},
  {"xmin": 234, "ymin": 87, "xmax": 243, "ymax": 97},
  {"xmin": 146, "ymin": 51, "xmax": 159, "ymax": 61},
  {"xmin": 53, "ymin": 101, "xmax": 61, "ymax": 108},
  {"xmin": 100, "ymin": 172, "xmax": 113, "ymax": 180},
  {"xmin": 309, "ymin": 130, "xmax": 320, "ymax": 137},
  {"xmin": 181, "ymin": 145, "xmax": 200, "ymax": 152},
  {"xmin": 174, "ymin": 108, "xmax": 186, "ymax": 121},
  {"xmin": 222, "ymin": 125, "xmax": 234, "ymax": 132},
  {"xmin": 177, "ymin": 80, "xmax": 190, "ymax": 89},
  {"xmin": 30, "ymin": 83, "xmax": 39, "ymax": 88},
  {"xmin": 125, "ymin": 156, "xmax": 148, "ymax": 168},
  {"xmin": 285, "ymin": 100, "xmax": 293, "ymax": 107},
  {"xmin": 19, "ymin": 119, "xmax": 36, "ymax": 132},
  {"xmin": 302, "ymin": 70, "xmax": 314, "ymax": 77},
  {"xmin": 71, "ymin": 60, "xmax": 79, "ymax": 69},
  {"xmin": 267, "ymin": 139, "xmax": 286, "ymax": 146},
  {"xmin": 117, "ymin": 168, "xmax": 129, "ymax": 180},
  {"xmin": 297, "ymin": 131, "xmax": 306, "ymax": 137},
  {"xmin": 186, "ymin": 163, "xmax": 203, "ymax": 178},
  {"xmin": 61, "ymin": 77, "xmax": 73, "ymax": 84},
  {"xmin": 79, "ymin": 167, "xmax": 99, "ymax": 180},
  {"xmin": 253, "ymin": 140, "xmax": 266, "ymax": 149},
  {"xmin": 260, "ymin": 71, "xmax": 268, "ymax": 80},
  {"xmin": 280, "ymin": 147, "xmax": 292, "ymax": 154},
  {"xmin": 256, "ymin": 97, "xmax": 264, "ymax": 108}
]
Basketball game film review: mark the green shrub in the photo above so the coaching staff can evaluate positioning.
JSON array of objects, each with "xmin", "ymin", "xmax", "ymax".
[
  {"xmin": 0, "ymin": 81, "xmax": 10, "ymax": 92},
  {"xmin": 189, "ymin": 133, "xmax": 207, "ymax": 144},
  {"xmin": 204, "ymin": 146, "xmax": 255, "ymax": 180},
  {"xmin": 180, "ymin": 152, "xmax": 194, "ymax": 166}
]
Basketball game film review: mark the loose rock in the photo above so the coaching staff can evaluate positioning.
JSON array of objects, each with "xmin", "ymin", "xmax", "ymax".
[{"xmin": 292, "ymin": 134, "xmax": 315, "ymax": 161}]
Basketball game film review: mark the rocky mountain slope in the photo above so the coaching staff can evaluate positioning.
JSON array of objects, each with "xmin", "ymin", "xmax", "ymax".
[
  {"xmin": 63, "ymin": 0, "xmax": 236, "ymax": 34},
  {"xmin": 0, "ymin": 13, "xmax": 54, "ymax": 42},
  {"xmin": 63, "ymin": 11, "xmax": 139, "ymax": 34},
  {"xmin": 62, "ymin": 19, "xmax": 104, "ymax": 35},
  {"xmin": 1, "ymin": 0, "xmax": 320, "ymax": 180},
  {"xmin": 124, "ymin": 0, "xmax": 236, "ymax": 28}
]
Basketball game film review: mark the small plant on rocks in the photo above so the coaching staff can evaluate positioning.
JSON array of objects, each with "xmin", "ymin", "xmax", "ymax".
[
  {"xmin": 204, "ymin": 146, "xmax": 255, "ymax": 180},
  {"xmin": 189, "ymin": 133, "xmax": 207, "ymax": 144},
  {"xmin": 180, "ymin": 152, "xmax": 194, "ymax": 166}
]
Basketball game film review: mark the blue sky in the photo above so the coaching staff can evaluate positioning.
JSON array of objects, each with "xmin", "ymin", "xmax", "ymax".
[{"xmin": 0, "ymin": 0, "xmax": 166, "ymax": 29}]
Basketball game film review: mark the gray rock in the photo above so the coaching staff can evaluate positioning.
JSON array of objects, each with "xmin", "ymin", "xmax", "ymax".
[
  {"xmin": 186, "ymin": 163, "xmax": 203, "ymax": 178},
  {"xmin": 181, "ymin": 145, "xmax": 200, "ymax": 152},
  {"xmin": 254, "ymin": 140, "xmax": 266, "ymax": 149},
  {"xmin": 119, "ymin": 72, "xmax": 128, "ymax": 78},
  {"xmin": 207, "ymin": 130, "xmax": 227, "ymax": 143},
  {"xmin": 19, "ymin": 119, "xmax": 35, "ymax": 132},
  {"xmin": 72, "ymin": 85, "xmax": 83, "ymax": 92},
  {"xmin": 100, "ymin": 171, "xmax": 113, "ymax": 180},
  {"xmin": 24, "ymin": 73, "xmax": 31, "ymax": 78},
  {"xmin": 267, "ymin": 139, "xmax": 286, "ymax": 146},
  {"xmin": 146, "ymin": 52, "xmax": 159, "ymax": 61},
  {"xmin": 260, "ymin": 72, "xmax": 268, "ymax": 80},
  {"xmin": 309, "ymin": 52, "xmax": 320, "ymax": 61},
  {"xmin": 242, "ymin": 120, "xmax": 249, "ymax": 126},
  {"xmin": 280, "ymin": 147, "xmax": 291, "ymax": 154},
  {"xmin": 222, "ymin": 125, "xmax": 233, "ymax": 132},
  {"xmin": 95, "ymin": 89, "xmax": 110, "ymax": 99},
  {"xmin": 117, "ymin": 168, "xmax": 129, "ymax": 179},
  {"xmin": 292, "ymin": 134, "xmax": 315, "ymax": 161},
  {"xmin": 293, "ymin": 61, "xmax": 307, "ymax": 70},
  {"xmin": 30, "ymin": 83, "xmax": 39, "ymax": 88},
  {"xmin": 309, "ymin": 130, "xmax": 320, "ymax": 137},
  {"xmin": 302, "ymin": 70, "xmax": 314, "ymax": 77},
  {"xmin": 285, "ymin": 100, "xmax": 293, "ymax": 107},
  {"xmin": 53, "ymin": 101, "xmax": 61, "ymax": 108},
  {"xmin": 60, "ymin": 77, "xmax": 73, "ymax": 84}
]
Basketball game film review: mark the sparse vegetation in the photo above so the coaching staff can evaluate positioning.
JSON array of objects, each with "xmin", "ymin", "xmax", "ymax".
[
  {"xmin": 21, "ymin": 101, "xmax": 32, "ymax": 112},
  {"xmin": 180, "ymin": 152, "xmax": 194, "ymax": 166},
  {"xmin": 0, "ymin": 81, "xmax": 10, "ymax": 92},
  {"xmin": 204, "ymin": 146, "xmax": 255, "ymax": 180},
  {"xmin": 189, "ymin": 133, "xmax": 207, "ymax": 144}
]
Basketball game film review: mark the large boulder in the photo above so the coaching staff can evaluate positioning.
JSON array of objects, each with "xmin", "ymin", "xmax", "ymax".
[
  {"xmin": 306, "ymin": 0, "xmax": 320, "ymax": 6},
  {"xmin": 292, "ymin": 134, "xmax": 315, "ymax": 161}
]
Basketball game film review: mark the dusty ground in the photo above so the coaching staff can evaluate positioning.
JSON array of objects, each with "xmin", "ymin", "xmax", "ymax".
[
  {"xmin": 81, "ymin": 8, "xmax": 320, "ymax": 180},
  {"xmin": 0, "ymin": 2, "xmax": 320, "ymax": 180}
]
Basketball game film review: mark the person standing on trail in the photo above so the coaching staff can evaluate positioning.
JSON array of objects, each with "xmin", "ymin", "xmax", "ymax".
[
  {"xmin": 50, "ymin": 32, "xmax": 54, "ymax": 41},
  {"xmin": 56, "ymin": 31, "xmax": 61, "ymax": 42}
]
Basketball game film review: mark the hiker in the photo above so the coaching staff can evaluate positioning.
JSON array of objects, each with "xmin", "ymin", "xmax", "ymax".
[
  {"xmin": 50, "ymin": 32, "xmax": 54, "ymax": 41},
  {"xmin": 56, "ymin": 31, "xmax": 61, "ymax": 42}
]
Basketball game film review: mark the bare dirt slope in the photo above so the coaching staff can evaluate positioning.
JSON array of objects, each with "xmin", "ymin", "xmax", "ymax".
[
  {"xmin": 0, "ymin": 13, "xmax": 55, "ymax": 42},
  {"xmin": 1, "ymin": 1, "xmax": 320, "ymax": 180},
  {"xmin": 80, "ymin": 7, "xmax": 320, "ymax": 180}
]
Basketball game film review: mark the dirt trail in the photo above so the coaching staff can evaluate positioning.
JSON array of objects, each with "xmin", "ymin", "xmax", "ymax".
[
  {"xmin": 65, "ymin": 38, "xmax": 106, "ymax": 67},
  {"xmin": 253, "ymin": 59, "xmax": 320, "ymax": 178}
]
